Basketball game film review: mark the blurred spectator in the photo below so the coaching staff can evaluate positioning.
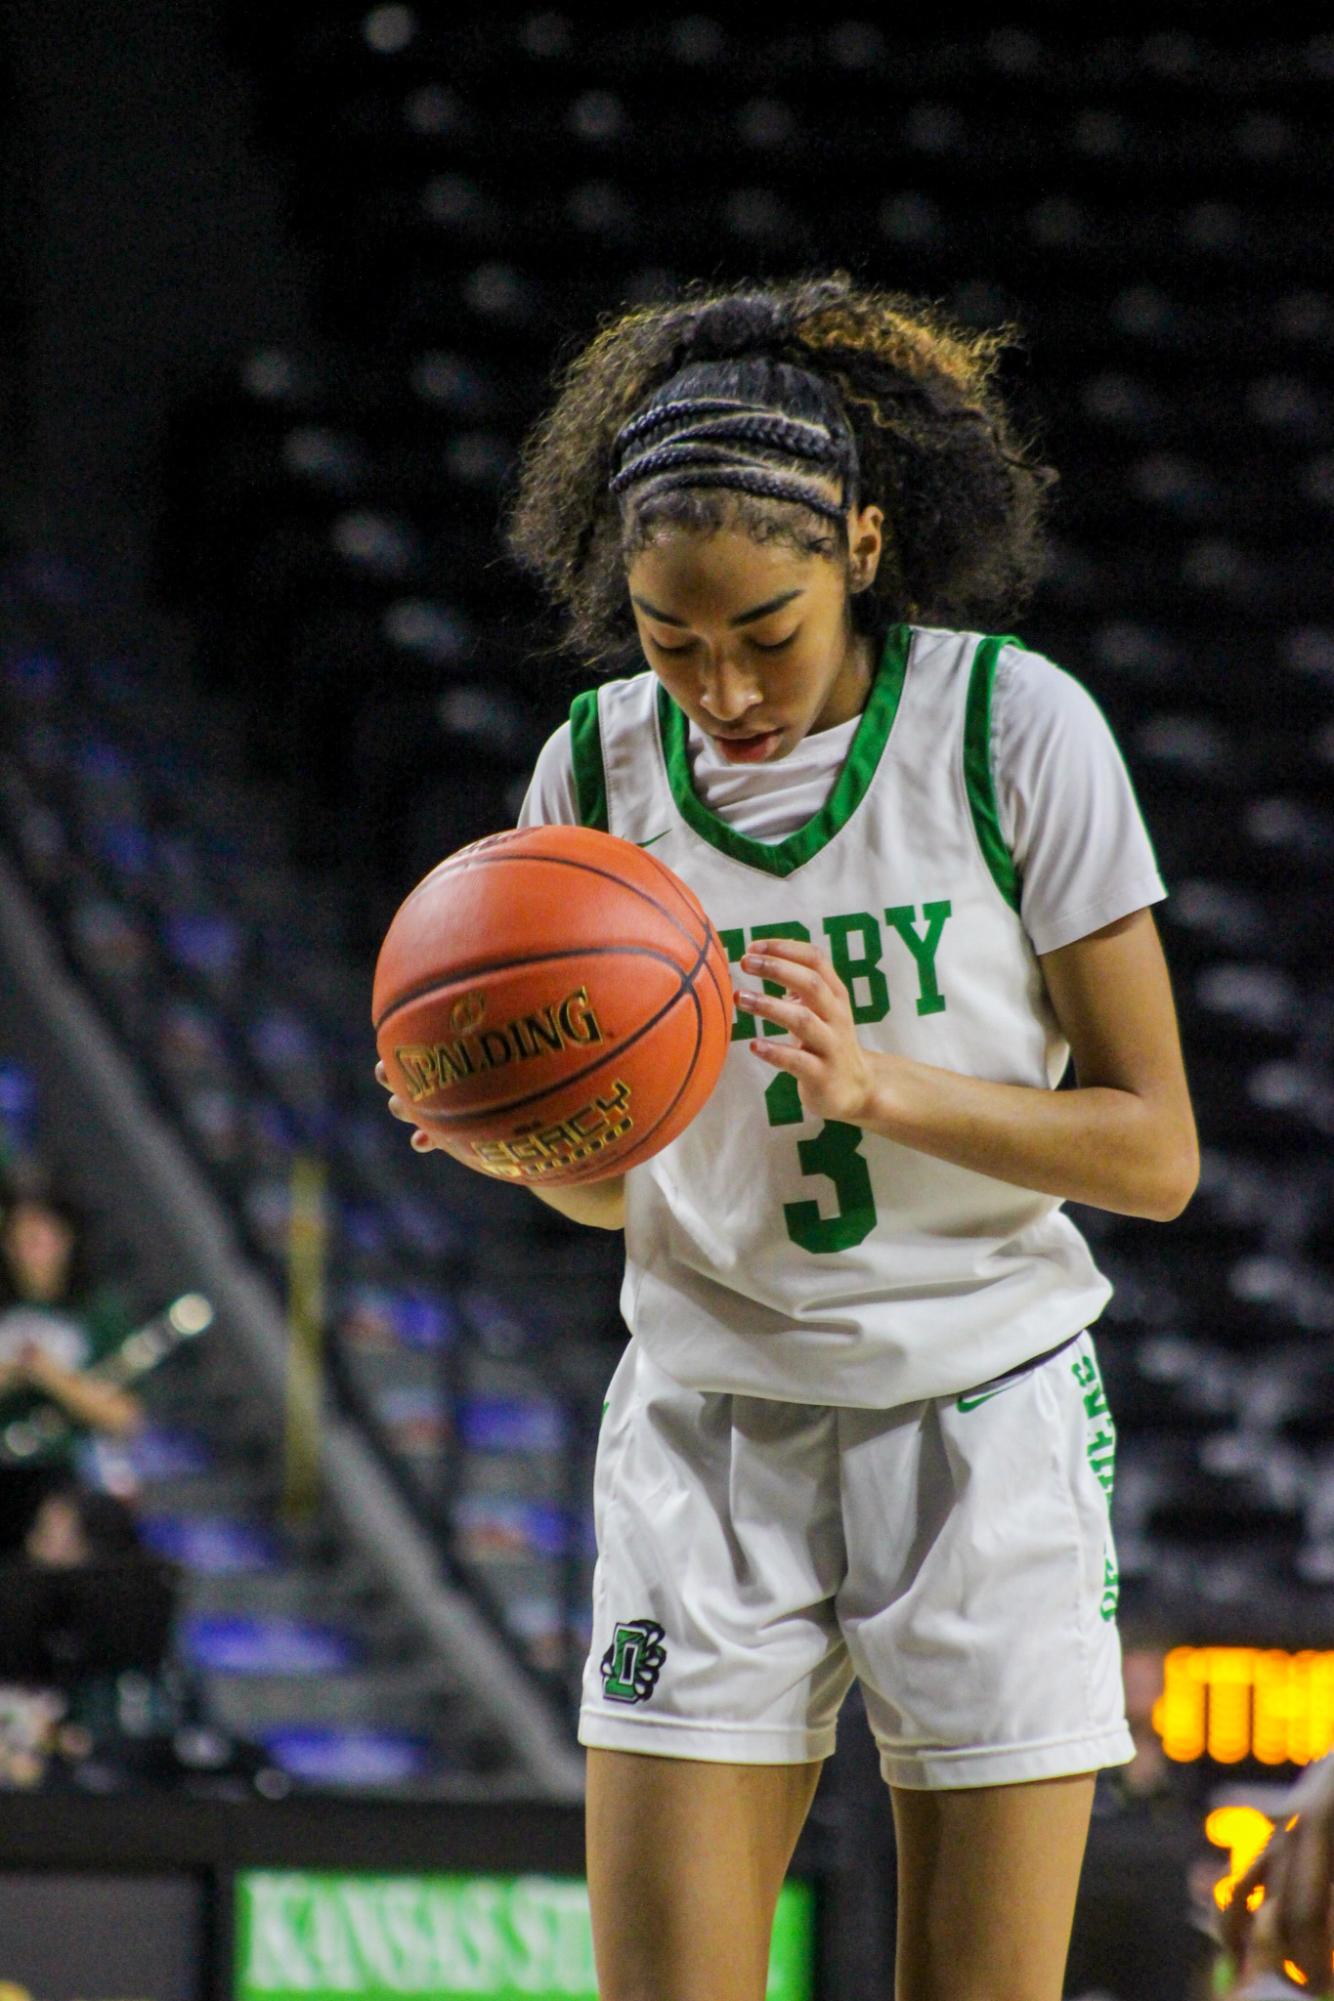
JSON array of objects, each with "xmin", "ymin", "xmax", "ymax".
[
  {"xmin": 23, "ymin": 1483, "xmax": 145, "ymax": 1567},
  {"xmin": 0, "ymin": 1185, "xmax": 144, "ymax": 1551},
  {"xmin": 0, "ymin": 1480, "xmax": 182, "ymax": 1788}
]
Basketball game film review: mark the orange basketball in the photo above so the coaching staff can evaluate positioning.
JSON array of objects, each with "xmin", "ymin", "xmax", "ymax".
[{"xmin": 372, "ymin": 824, "xmax": 733, "ymax": 1186}]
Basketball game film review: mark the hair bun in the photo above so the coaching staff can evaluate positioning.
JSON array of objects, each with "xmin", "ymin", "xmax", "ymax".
[{"xmin": 677, "ymin": 294, "xmax": 797, "ymax": 365}]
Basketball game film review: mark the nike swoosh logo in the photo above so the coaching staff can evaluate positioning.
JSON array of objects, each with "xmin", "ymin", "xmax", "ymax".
[
  {"xmin": 637, "ymin": 831, "xmax": 669, "ymax": 848},
  {"xmin": 955, "ymin": 1383, "xmax": 1021, "ymax": 1412}
]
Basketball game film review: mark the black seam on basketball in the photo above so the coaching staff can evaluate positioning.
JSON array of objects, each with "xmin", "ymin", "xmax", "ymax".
[
  {"xmin": 469, "ymin": 973, "xmax": 707, "ymax": 1186},
  {"xmin": 376, "ymin": 942, "xmax": 688, "ymax": 1035},
  {"xmin": 588, "ymin": 976, "xmax": 708, "ymax": 1176},
  {"xmin": 379, "ymin": 898, "xmax": 716, "ymax": 1051},
  {"xmin": 407, "ymin": 947, "xmax": 706, "ymax": 1128},
  {"xmin": 694, "ymin": 931, "xmax": 730, "ymax": 1032},
  {"xmin": 398, "ymin": 838, "xmax": 709, "ymax": 963},
  {"xmin": 436, "ymin": 848, "xmax": 708, "ymax": 955},
  {"xmin": 627, "ymin": 845, "xmax": 711, "ymax": 934},
  {"xmin": 548, "ymin": 984, "xmax": 704, "ymax": 1184}
]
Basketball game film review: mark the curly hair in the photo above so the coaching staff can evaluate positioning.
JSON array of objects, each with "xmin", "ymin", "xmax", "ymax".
[{"xmin": 504, "ymin": 271, "xmax": 1056, "ymax": 668}]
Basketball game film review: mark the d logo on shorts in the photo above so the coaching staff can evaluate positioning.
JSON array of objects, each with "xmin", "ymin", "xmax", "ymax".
[{"xmin": 600, "ymin": 1619, "xmax": 667, "ymax": 1704}]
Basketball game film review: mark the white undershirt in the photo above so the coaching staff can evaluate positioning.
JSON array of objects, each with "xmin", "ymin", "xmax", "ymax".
[
  {"xmin": 519, "ymin": 643, "xmax": 1166, "ymax": 955},
  {"xmin": 685, "ymin": 711, "xmax": 863, "ymax": 843}
]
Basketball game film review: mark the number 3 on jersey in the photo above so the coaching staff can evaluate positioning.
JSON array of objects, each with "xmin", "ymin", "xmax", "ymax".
[
  {"xmin": 725, "ymin": 919, "xmax": 878, "ymax": 1255},
  {"xmin": 765, "ymin": 1069, "xmax": 877, "ymax": 1253}
]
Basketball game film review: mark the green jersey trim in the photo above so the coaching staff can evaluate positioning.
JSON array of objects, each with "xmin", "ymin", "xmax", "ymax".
[
  {"xmin": 653, "ymin": 622, "xmax": 913, "ymax": 879},
  {"xmin": 964, "ymin": 634, "xmax": 1022, "ymax": 913},
  {"xmin": 569, "ymin": 688, "xmax": 610, "ymax": 832}
]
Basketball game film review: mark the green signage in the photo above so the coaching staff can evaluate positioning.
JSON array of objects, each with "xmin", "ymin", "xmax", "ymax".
[{"xmin": 235, "ymin": 1869, "xmax": 815, "ymax": 2001}]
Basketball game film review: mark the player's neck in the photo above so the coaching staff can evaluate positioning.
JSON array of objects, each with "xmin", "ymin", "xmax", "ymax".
[{"xmin": 809, "ymin": 630, "xmax": 877, "ymax": 733}]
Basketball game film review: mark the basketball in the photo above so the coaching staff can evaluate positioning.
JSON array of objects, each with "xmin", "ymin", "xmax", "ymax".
[{"xmin": 372, "ymin": 824, "xmax": 733, "ymax": 1186}]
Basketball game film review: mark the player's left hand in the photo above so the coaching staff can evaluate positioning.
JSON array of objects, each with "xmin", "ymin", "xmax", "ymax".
[
  {"xmin": 375, "ymin": 1059, "xmax": 439, "ymax": 1152},
  {"xmin": 736, "ymin": 936, "xmax": 878, "ymax": 1124}
]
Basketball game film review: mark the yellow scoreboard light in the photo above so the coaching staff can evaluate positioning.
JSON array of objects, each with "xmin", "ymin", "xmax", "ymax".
[{"xmin": 1154, "ymin": 1648, "xmax": 1334, "ymax": 1766}]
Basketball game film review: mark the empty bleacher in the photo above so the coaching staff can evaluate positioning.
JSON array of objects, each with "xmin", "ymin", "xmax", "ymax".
[{"xmin": 4, "ymin": 12, "xmax": 1332, "ymax": 1788}]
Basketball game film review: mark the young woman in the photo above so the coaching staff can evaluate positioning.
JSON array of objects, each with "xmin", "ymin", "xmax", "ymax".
[{"xmin": 383, "ymin": 272, "xmax": 1198, "ymax": 2001}]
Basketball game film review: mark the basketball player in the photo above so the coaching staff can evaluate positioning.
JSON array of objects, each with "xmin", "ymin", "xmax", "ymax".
[{"xmin": 383, "ymin": 274, "xmax": 1198, "ymax": 2001}]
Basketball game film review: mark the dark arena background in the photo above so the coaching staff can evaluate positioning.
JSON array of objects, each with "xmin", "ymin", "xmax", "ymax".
[{"xmin": 0, "ymin": 7, "xmax": 1330, "ymax": 1998}]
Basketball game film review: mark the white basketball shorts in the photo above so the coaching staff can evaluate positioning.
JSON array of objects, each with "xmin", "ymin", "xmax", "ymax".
[{"xmin": 579, "ymin": 1329, "xmax": 1133, "ymax": 1789}]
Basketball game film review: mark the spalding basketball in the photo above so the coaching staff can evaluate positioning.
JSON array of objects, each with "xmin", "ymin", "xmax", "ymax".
[{"xmin": 372, "ymin": 824, "xmax": 733, "ymax": 1186}]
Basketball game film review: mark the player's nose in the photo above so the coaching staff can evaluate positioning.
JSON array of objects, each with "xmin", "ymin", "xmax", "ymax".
[{"xmin": 698, "ymin": 657, "xmax": 761, "ymax": 723}]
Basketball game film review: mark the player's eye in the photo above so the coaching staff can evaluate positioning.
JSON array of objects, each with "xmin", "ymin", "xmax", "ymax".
[
  {"xmin": 750, "ymin": 632, "xmax": 796, "ymax": 653},
  {"xmin": 648, "ymin": 636, "xmax": 695, "ymax": 654}
]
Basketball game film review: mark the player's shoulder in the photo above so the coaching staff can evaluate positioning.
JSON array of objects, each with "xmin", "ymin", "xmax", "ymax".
[
  {"xmin": 519, "ymin": 719, "xmax": 578, "ymax": 828},
  {"xmin": 905, "ymin": 623, "xmax": 1121, "ymax": 780},
  {"xmin": 989, "ymin": 635, "xmax": 1113, "ymax": 748},
  {"xmin": 903, "ymin": 621, "xmax": 1064, "ymax": 699},
  {"xmin": 578, "ymin": 668, "xmax": 658, "ymax": 726},
  {"xmin": 909, "ymin": 620, "xmax": 1076, "ymax": 688},
  {"xmin": 531, "ymin": 715, "xmax": 573, "ymax": 775},
  {"xmin": 548, "ymin": 670, "xmax": 656, "ymax": 758}
]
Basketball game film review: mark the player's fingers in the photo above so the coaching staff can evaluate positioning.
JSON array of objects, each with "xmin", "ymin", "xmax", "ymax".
[
  {"xmin": 385, "ymin": 1091, "xmax": 418, "ymax": 1125},
  {"xmin": 747, "ymin": 1038, "xmax": 820, "ymax": 1078},
  {"xmin": 410, "ymin": 1127, "xmax": 437, "ymax": 1152},
  {"xmin": 375, "ymin": 1060, "xmax": 389, "ymax": 1089},
  {"xmin": 749, "ymin": 934, "xmax": 821, "ymax": 964},
  {"xmin": 736, "ymin": 990, "xmax": 836, "ymax": 1049},
  {"xmin": 741, "ymin": 951, "xmax": 841, "ymax": 1016},
  {"xmin": 747, "ymin": 938, "xmax": 845, "ymax": 998}
]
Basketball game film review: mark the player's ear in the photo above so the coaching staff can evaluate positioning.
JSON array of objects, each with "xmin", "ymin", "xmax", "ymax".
[{"xmin": 847, "ymin": 505, "xmax": 883, "ymax": 592}]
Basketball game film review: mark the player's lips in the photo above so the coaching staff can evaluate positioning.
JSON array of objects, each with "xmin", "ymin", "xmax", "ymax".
[{"xmin": 710, "ymin": 726, "xmax": 784, "ymax": 763}]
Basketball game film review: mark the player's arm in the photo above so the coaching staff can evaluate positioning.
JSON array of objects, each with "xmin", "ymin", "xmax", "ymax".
[
  {"xmin": 528, "ymin": 1179, "xmax": 626, "ymax": 1230},
  {"xmin": 736, "ymin": 913, "xmax": 1199, "ymax": 1221}
]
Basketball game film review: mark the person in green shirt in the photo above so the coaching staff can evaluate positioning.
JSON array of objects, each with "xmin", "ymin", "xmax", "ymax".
[{"xmin": 0, "ymin": 1188, "xmax": 144, "ymax": 1548}]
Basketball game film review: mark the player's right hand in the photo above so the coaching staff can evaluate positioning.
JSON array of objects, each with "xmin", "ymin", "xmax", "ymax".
[{"xmin": 375, "ymin": 1060, "xmax": 438, "ymax": 1152}]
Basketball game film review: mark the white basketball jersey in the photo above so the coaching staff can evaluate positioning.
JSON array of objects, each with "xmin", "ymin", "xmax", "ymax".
[{"xmin": 564, "ymin": 623, "xmax": 1114, "ymax": 1408}]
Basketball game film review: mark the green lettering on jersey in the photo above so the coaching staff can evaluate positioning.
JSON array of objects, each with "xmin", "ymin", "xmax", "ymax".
[
  {"xmin": 765, "ymin": 1071, "xmax": 803, "ymax": 1126},
  {"xmin": 822, "ymin": 912, "xmax": 889, "ymax": 1024},
  {"xmin": 761, "ymin": 1071, "xmax": 876, "ymax": 1252},
  {"xmin": 784, "ymin": 1119, "xmax": 878, "ymax": 1254},
  {"xmin": 718, "ymin": 928, "xmax": 752, "ymax": 1041},
  {"xmin": 884, "ymin": 901, "xmax": 953, "ymax": 1016}
]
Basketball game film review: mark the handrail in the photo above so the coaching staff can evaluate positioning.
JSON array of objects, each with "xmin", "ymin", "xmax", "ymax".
[{"xmin": 0, "ymin": 847, "xmax": 585, "ymax": 1798}]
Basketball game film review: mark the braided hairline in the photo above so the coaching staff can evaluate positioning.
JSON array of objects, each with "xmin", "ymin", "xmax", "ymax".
[
  {"xmin": 629, "ymin": 465, "xmax": 847, "ymax": 524},
  {"xmin": 614, "ymin": 397, "xmax": 840, "ymax": 458},
  {"xmin": 614, "ymin": 398, "xmax": 761, "ymax": 451},
  {"xmin": 615, "ymin": 415, "xmax": 848, "ymax": 483},
  {"xmin": 610, "ymin": 438, "xmax": 846, "ymax": 497},
  {"xmin": 613, "ymin": 442, "xmax": 766, "ymax": 490}
]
